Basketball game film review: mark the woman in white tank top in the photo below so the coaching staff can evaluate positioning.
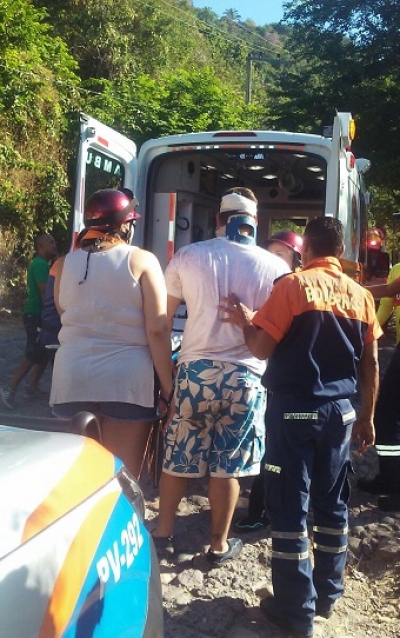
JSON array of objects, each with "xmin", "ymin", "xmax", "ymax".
[{"xmin": 50, "ymin": 189, "xmax": 173, "ymax": 479}]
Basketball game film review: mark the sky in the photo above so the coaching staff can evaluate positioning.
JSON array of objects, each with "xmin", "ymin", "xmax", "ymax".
[{"xmin": 191, "ymin": 1, "xmax": 283, "ymax": 25}]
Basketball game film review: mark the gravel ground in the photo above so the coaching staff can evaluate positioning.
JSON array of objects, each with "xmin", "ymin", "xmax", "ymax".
[{"xmin": 0, "ymin": 310, "xmax": 399, "ymax": 638}]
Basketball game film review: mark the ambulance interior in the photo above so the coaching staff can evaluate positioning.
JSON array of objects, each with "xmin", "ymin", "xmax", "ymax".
[{"xmin": 146, "ymin": 147, "xmax": 327, "ymax": 261}]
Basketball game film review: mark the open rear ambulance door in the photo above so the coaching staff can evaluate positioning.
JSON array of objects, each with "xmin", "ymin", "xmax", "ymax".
[
  {"xmin": 326, "ymin": 112, "xmax": 363, "ymax": 280},
  {"xmin": 71, "ymin": 114, "xmax": 137, "ymax": 251}
]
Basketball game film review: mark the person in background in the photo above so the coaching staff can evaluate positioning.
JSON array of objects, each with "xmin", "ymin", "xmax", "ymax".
[
  {"xmin": 375, "ymin": 261, "xmax": 400, "ymax": 342},
  {"xmin": 1, "ymin": 233, "xmax": 58, "ymax": 409},
  {"xmin": 37, "ymin": 258, "xmax": 62, "ymax": 365},
  {"xmin": 357, "ymin": 265, "xmax": 400, "ymax": 510},
  {"xmin": 152, "ymin": 187, "xmax": 290, "ymax": 564},
  {"xmin": 50, "ymin": 188, "xmax": 173, "ymax": 479},
  {"xmin": 264, "ymin": 230, "xmax": 303, "ymax": 271},
  {"xmin": 236, "ymin": 229, "xmax": 303, "ymax": 531},
  {"xmin": 220, "ymin": 217, "xmax": 381, "ymax": 637}
]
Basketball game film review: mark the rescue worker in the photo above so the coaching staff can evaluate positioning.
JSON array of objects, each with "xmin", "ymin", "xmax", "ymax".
[
  {"xmin": 375, "ymin": 261, "xmax": 400, "ymax": 342},
  {"xmin": 235, "ymin": 229, "xmax": 303, "ymax": 532},
  {"xmin": 219, "ymin": 217, "xmax": 381, "ymax": 638},
  {"xmin": 264, "ymin": 230, "xmax": 303, "ymax": 271},
  {"xmin": 357, "ymin": 268, "xmax": 400, "ymax": 511}
]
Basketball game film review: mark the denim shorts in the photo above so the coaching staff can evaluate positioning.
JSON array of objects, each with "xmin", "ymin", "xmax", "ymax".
[
  {"xmin": 163, "ymin": 359, "xmax": 266, "ymax": 478},
  {"xmin": 52, "ymin": 401, "xmax": 157, "ymax": 422}
]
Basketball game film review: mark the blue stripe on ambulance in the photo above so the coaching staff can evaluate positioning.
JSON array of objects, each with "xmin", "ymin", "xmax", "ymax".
[{"xmin": 63, "ymin": 492, "xmax": 151, "ymax": 638}]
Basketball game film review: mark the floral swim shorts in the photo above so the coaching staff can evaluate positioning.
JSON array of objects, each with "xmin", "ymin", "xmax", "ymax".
[{"xmin": 163, "ymin": 359, "xmax": 266, "ymax": 478}]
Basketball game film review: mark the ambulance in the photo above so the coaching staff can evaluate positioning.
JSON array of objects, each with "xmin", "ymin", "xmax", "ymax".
[
  {"xmin": 72, "ymin": 110, "xmax": 376, "ymax": 282},
  {"xmin": 72, "ymin": 111, "xmax": 387, "ymax": 345}
]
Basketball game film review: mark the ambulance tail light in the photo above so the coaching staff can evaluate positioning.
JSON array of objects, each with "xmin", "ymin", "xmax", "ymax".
[{"xmin": 367, "ymin": 228, "xmax": 385, "ymax": 251}]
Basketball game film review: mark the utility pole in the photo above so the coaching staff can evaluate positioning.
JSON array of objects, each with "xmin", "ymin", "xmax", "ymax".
[{"xmin": 246, "ymin": 52, "xmax": 286, "ymax": 104}]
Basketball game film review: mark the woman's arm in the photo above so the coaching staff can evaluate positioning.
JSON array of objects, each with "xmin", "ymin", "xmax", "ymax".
[{"xmin": 137, "ymin": 250, "xmax": 173, "ymax": 410}]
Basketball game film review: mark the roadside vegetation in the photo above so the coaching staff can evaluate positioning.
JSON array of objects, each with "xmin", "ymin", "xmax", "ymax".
[{"xmin": 1, "ymin": 0, "xmax": 400, "ymax": 305}]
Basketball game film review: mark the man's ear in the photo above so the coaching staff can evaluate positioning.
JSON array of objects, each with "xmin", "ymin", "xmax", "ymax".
[
  {"xmin": 216, "ymin": 212, "xmax": 222, "ymax": 229},
  {"xmin": 339, "ymin": 243, "xmax": 345, "ymax": 257}
]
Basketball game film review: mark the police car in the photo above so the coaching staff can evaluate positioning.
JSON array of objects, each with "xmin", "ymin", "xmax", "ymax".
[{"xmin": 0, "ymin": 413, "xmax": 163, "ymax": 638}]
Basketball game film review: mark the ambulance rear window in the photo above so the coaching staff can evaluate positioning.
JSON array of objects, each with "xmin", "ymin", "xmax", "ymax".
[{"xmin": 85, "ymin": 148, "xmax": 124, "ymax": 201}]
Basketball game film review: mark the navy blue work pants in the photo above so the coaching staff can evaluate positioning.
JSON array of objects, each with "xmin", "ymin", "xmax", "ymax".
[{"xmin": 264, "ymin": 394, "xmax": 355, "ymax": 635}]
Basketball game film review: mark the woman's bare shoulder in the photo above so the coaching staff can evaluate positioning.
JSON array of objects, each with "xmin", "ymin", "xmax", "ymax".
[{"xmin": 130, "ymin": 247, "xmax": 160, "ymax": 267}]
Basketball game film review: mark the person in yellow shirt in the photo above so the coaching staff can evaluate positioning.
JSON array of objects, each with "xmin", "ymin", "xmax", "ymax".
[
  {"xmin": 375, "ymin": 262, "xmax": 400, "ymax": 344},
  {"xmin": 357, "ymin": 265, "xmax": 400, "ymax": 511}
]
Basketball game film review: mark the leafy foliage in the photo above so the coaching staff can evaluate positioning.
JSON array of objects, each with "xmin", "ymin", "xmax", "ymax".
[
  {"xmin": 276, "ymin": 0, "xmax": 400, "ymax": 225},
  {"xmin": 0, "ymin": 0, "xmax": 79, "ymax": 272},
  {"xmin": 1, "ymin": 0, "xmax": 400, "ymax": 299}
]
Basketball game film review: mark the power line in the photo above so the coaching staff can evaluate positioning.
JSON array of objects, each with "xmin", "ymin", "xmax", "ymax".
[
  {"xmin": 221, "ymin": 11, "xmax": 285, "ymax": 52},
  {"xmin": 139, "ymin": 0, "xmax": 285, "ymax": 56}
]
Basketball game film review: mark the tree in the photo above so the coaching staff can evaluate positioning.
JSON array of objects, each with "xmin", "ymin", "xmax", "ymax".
[
  {"xmin": 0, "ymin": 0, "xmax": 79, "ymax": 257},
  {"xmin": 278, "ymin": 1, "xmax": 400, "ymax": 186},
  {"xmin": 222, "ymin": 8, "xmax": 241, "ymax": 23}
]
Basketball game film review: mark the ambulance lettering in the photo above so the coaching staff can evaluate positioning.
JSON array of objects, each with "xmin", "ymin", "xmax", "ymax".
[
  {"xmin": 96, "ymin": 511, "xmax": 144, "ymax": 584},
  {"xmin": 86, "ymin": 151, "xmax": 122, "ymax": 176}
]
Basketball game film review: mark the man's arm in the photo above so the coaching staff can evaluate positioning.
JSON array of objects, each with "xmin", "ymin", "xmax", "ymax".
[
  {"xmin": 367, "ymin": 277, "xmax": 400, "ymax": 299},
  {"xmin": 219, "ymin": 293, "xmax": 277, "ymax": 360},
  {"xmin": 167, "ymin": 294, "xmax": 182, "ymax": 333},
  {"xmin": 351, "ymin": 340, "xmax": 379, "ymax": 453},
  {"xmin": 243, "ymin": 323, "xmax": 277, "ymax": 360}
]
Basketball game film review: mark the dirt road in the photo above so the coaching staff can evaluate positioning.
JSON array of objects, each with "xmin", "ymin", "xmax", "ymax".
[{"xmin": 0, "ymin": 311, "xmax": 399, "ymax": 638}]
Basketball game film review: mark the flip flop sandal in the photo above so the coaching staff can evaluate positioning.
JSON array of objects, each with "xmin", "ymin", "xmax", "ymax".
[
  {"xmin": 207, "ymin": 537, "xmax": 243, "ymax": 565},
  {"xmin": 152, "ymin": 535, "xmax": 174, "ymax": 558}
]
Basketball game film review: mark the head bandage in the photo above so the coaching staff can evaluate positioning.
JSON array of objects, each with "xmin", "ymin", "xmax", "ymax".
[
  {"xmin": 219, "ymin": 192, "xmax": 257, "ymax": 245},
  {"xmin": 220, "ymin": 192, "xmax": 257, "ymax": 218}
]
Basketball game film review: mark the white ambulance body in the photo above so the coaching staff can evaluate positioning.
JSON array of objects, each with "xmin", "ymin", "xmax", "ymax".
[{"xmin": 73, "ymin": 111, "xmax": 371, "ymax": 278}]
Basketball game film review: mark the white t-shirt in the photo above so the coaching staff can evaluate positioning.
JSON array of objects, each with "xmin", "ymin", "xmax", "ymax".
[{"xmin": 165, "ymin": 237, "xmax": 290, "ymax": 376}]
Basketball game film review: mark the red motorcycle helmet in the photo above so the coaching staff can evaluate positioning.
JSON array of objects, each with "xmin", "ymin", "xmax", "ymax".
[
  {"xmin": 84, "ymin": 188, "xmax": 140, "ymax": 230},
  {"xmin": 265, "ymin": 230, "xmax": 303, "ymax": 256}
]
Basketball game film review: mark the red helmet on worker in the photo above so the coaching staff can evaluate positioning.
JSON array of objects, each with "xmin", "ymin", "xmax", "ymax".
[
  {"xmin": 84, "ymin": 188, "xmax": 140, "ymax": 230},
  {"xmin": 266, "ymin": 230, "xmax": 303, "ymax": 256}
]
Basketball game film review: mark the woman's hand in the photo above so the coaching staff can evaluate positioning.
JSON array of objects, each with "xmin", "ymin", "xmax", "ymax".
[{"xmin": 158, "ymin": 390, "xmax": 175, "ymax": 428}]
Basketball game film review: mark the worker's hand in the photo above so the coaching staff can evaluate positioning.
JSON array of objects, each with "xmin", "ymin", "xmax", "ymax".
[
  {"xmin": 351, "ymin": 417, "xmax": 375, "ymax": 454},
  {"xmin": 218, "ymin": 293, "xmax": 255, "ymax": 329}
]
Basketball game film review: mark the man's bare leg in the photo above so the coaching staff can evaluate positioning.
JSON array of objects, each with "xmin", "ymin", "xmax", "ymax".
[
  {"xmin": 8, "ymin": 358, "xmax": 34, "ymax": 391},
  {"xmin": 208, "ymin": 476, "xmax": 240, "ymax": 552},
  {"xmin": 153, "ymin": 471, "xmax": 188, "ymax": 538},
  {"xmin": 26, "ymin": 362, "xmax": 48, "ymax": 392}
]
